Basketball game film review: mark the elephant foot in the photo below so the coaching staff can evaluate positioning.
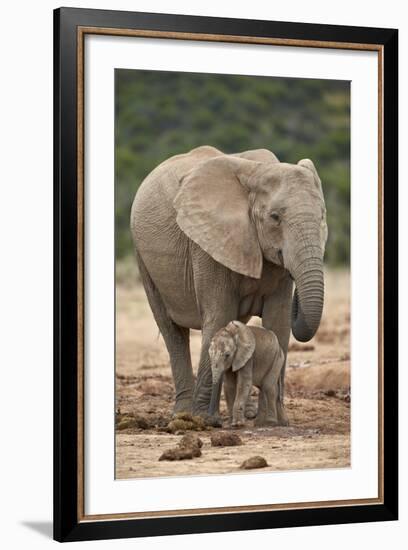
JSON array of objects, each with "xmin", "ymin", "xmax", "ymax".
[
  {"xmin": 254, "ymin": 417, "xmax": 265, "ymax": 427},
  {"xmin": 277, "ymin": 403, "xmax": 289, "ymax": 426},
  {"xmin": 264, "ymin": 418, "xmax": 279, "ymax": 427},
  {"xmin": 205, "ymin": 414, "xmax": 223, "ymax": 428},
  {"xmin": 254, "ymin": 417, "xmax": 278, "ymax": 427},
  {"xmin": 173, "ymin": 397, "xmax": 193, "ymax": 415},
  {"xmin": 277, "ymin": 417, "xmax": 289, "ymax": 427},
  {"xmin": 244, "ymin": 399, "xmax": 258, "ymax": 419},
  {"xmin": 231, "ymin": 413, "xmax": 245, "ymax": 428},
  {"xmin": 191, "ymin": 395, "xmax": 223, "ymax": 427},
  {"xmin": 231, "ymin": 420, "xmax": 245, "ymax": 429},
  {"xmin": 191, "ymin": 407, "xmax": 223, "ymax": 427}
]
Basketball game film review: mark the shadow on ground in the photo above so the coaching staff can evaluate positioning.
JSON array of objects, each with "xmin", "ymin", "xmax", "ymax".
[{"xmin": 21, "ymin": 521, "xmax": 53, "ymax": 539}]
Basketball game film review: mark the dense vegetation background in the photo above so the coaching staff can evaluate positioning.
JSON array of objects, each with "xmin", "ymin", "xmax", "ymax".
[{"xmin": 115, "ymin": 69, "xmax": 350, "ymax": 266}]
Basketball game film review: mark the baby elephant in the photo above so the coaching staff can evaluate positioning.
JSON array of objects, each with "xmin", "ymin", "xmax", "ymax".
[{"xmin": 208, "ymin": 321, "xmax": 285, "ymax": 427}]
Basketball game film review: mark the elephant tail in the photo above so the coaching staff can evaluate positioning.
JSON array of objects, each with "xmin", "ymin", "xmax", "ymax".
[
  {"xmin": 133, "ymin": 248, "xmax": 170, "ymax": 340},
  {"xmin": 278, "ymin": 356, "xmax": 286, "ymax": 404}
]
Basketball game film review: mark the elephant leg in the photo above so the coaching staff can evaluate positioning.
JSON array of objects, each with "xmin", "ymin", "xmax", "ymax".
[
  {"xmin": 224, "ymin": 370, "xmax": 237, "ymax": 423},
  {"xmin": 193, "ymin": 328, "xmax": 223, "ymax": 416},
  {"xmin": 237, "ymin": 316, "xmax": 257, "ymax": 419},
  {"xmin": 161, "ymin": 324, "xmax": 194, "ymax": 414},
  {"xmin": 260, "ymin": 378, "xmax": 279, "ymax": 427},
  {"xmin": 262, "ymin": 273, "xmax": 293, "ymax": 426},
  {"xmin": 245, "ymin": 398, "xmax": 258, "ymax": 419},
  {"xmin": 254, "ymin": 390, "xmax": 267, "ymax": 426},
  {"xmin": 193, "ymin": 313, "xmax": 238, "ymax": 416},
  {"xmin": 135, "ymin": 250, "xmax": 194, "ymax": 413},
  {"xmin": 191, "ymin": 250, "xmax": 238, "ymax": 415},
  {"xmin": 232, "ymin": 369, "xmax": 252, "ymax": 427}
]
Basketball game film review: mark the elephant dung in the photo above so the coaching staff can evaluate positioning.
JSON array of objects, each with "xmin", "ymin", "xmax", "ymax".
[
  {"xmin": 166, "ymin": 412, "xmax": 207, "ymax": 433},
  {"xmin": 179, "ymin": 433, "xmax": 203, "ymax": 449},
  {"xmin": 240, "ymin": 456, "xmax": 268, "ymax": 469},
  {"xmin": 210, "ymin": 431, "xmax": 243, "ymax": 447},
  {"xmin": 159, "ymin": 446, "xmax": 201, "ymax": 461},
  {"xmin": 159, "ymin": 433, "xmax": 203, "ymax": 461},
  {"xmin": 116, "ymin": 413, "xmax": 149, "ymax": 431}
]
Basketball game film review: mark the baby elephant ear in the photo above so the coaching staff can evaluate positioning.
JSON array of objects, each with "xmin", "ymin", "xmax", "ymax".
[
  {"xmin": 208, "ymin": 340, "xmax": 215, "ymax": 362},
  {"xmin": 230, "ymin": 321, "xmax": 256, "ymax": 371},
  {"xmin": 174, "ymin": 156, "xmax": 263, "ymax": 279},
  {"xmin": 297, "ymin": 158, "xmax": 323, "ymax": 197}
]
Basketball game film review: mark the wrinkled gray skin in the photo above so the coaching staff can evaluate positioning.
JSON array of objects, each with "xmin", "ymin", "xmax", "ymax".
[
  {"xmin": 131, "ymin": 146, "xmax": 327, "ymax": 423},
  {"xmin": 209, "ymin": 321, "xmax": 285, "ymax": 427}
]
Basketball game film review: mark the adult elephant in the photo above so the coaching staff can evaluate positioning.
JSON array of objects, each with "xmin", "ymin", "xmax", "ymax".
[{"xmin": 131, "ymin": 146, "xmax": 327, "ymax": 424}]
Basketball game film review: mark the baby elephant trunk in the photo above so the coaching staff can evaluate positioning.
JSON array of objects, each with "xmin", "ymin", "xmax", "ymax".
[{"xmin": 208, "ymin": 373, "xmax": 223, "ymax": 416}]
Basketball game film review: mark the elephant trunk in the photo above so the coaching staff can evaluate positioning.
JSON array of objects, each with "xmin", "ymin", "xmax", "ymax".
[{"xmin": 286, "ymin": 228, "xmax": 324, "ymax": 342}]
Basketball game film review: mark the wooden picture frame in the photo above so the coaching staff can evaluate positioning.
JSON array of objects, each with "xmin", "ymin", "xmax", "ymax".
[{"xmin": 54, "ymin": 7, "xmax": 398, "ymax": 542}]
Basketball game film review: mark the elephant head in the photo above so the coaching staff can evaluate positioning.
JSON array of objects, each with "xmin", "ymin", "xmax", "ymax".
[
  {"xmin": 174, "ymin": 154, "xmax": 327, "ymax": 342},
  {"xmin": 208, "ymin": 321, "xmax": 256, "ymax": 416}
]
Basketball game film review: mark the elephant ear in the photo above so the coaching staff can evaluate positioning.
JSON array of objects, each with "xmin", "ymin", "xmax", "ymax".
[
  {"xmin": 297, "ymin": 159, "xmax": 323, "ymax": 197},
  {"xmin": 232, "ymin": 148, "xmax": 279, "ymax": 163},
  {"xmin": 298, "ymin": 158, "xmax": 328, "ymax": 247},
  {"xmin": 228, "ymin": 321, "xmax": 256, "ymax": 371},
  {"xmin": 208, "ymin": 339, "xmax": 216, "ymax": 363},
  {"xmin": 174, "ymin": 156, "xmax": 263, "ymax": 278}
]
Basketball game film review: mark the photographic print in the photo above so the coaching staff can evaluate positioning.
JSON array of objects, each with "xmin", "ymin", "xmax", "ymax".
[
  {"xmin": 114, "ymin": 69, "xmax": 351, "ymax": 479},
  {"xmin": 54, "ymin": 8, "xmax": 398, "ymax": 540}
]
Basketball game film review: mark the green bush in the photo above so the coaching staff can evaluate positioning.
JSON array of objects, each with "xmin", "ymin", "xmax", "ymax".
[{"xmin": 115, "ymin": 70, "xmax": 350, "ymax": 266}]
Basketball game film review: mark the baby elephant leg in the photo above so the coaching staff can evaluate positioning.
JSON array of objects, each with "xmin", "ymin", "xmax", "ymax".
[
  {"xmin": 254, "ymin": 390, "xmax": 268, "ymax": 426},
  {"xmin": 244, "ymin": 396, "xmax": 258, "ymax": 419},
  {"xmin": 224, "ymin": 370, "xmax": 237, "ymax": 422},
  {"xmin": 232, "ymin": 371, "xmax": 252, "ymax": 427},
  {"xmin": 257, "ymin": 377, "xmax": 279, "ymax": 427}
]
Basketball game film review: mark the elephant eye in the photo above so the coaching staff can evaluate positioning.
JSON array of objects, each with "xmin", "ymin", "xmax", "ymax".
[
  {"xmin": 224, "ymin": 352, "xmax": 230, "ymax": 358},
  {"xmin": 270, "ymin": 212, "xmax": 280, "ymax": 224}
]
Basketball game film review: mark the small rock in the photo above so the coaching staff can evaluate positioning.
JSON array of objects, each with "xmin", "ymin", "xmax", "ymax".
[
  {"xmin": 210, "ymin": 431, "xmax": 243, "ymax": 447},
  {"xmin": 240, "ymin": 456, "xmax": 268, "ymax": 469}
]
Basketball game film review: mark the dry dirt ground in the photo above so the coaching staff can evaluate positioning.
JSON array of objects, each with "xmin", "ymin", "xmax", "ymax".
[{"xmin": 115, "ymin": 268, "xmax": 350, "ymax": 479}]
